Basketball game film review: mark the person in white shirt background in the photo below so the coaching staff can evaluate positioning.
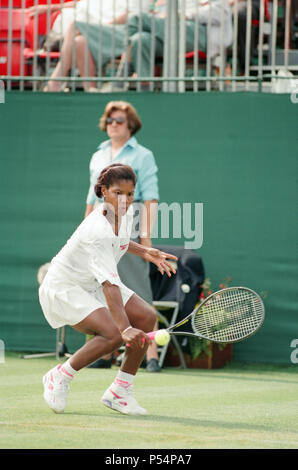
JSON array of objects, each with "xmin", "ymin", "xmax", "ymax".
[
  {"xmin": 26, "ymin": 0, "xmax": 151, "ymax": 91},
  {"xmin": 39, "ymin": 163, "xmax": 177, "ymax": 416},
  {"xmin": 27, "ymin": 0, "xmax": 232, "ymax": 92},
  {"xmin": 102, "ymin": 0, "xmax": 232, "ymax": 91}
]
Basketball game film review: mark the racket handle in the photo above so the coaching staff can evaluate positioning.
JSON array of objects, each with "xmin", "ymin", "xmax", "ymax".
[
  {"xmin": 145, "ymin": 331, "xmax": 157, "ymax": 341},
  {"xmin": 126, "ymin": 331, "xmax": 156, "ymax": 347}
]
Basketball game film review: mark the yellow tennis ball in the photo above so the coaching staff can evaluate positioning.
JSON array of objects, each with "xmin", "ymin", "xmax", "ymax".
[{"xmin": 155, "ymin": 330, "xmax": 170, "ymax": 346}]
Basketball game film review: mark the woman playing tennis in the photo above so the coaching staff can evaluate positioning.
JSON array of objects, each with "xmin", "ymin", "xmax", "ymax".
[{"xmin": 39, "ymin": 163, "xmax": 177, "ymax": 416}]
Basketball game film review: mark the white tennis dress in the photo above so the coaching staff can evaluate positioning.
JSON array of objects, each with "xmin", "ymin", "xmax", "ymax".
[{"xmin": 39, "ymin": 208, "xmax": 134, "ymax": 329}]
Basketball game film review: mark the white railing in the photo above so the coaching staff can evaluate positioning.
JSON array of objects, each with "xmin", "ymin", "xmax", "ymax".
[{"xmin": 0, "ymin": 0, "xmax": 297, "ymax": 92}]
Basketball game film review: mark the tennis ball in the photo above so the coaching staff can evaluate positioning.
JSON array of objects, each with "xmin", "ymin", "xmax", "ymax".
[
  {"xmin": 155, "ymin": 330, "xmax": 170, "ymax": 346},
  {"xmin": 181, "ymin": 283, "xmax": 190, "ymax": 293}
]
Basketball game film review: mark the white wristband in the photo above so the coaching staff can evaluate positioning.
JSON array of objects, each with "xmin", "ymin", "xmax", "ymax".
[{"xmin": 121, "ymin": 326, "xmax": 133, "ymax": 335}]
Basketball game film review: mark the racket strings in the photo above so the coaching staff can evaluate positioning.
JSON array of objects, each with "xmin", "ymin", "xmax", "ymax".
[{"xmin": 192, "ymin": 289, "xmax": 264, "ymax": 342}]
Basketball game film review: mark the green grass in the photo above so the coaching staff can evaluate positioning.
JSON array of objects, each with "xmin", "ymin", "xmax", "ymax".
[{"xmin": 0, "ymin": 353, "xmax": 297, "ymax": 449}]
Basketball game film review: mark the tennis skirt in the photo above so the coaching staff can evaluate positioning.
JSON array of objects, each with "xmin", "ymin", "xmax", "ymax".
[{"xmin": 39, "ymin": 265, "xmax": 134, "ymax": 329}]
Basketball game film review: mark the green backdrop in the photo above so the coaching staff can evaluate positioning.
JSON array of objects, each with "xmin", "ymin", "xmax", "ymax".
[{"xmin": 0, "ymin": 91, "xmax": 297, "ymax": 364}]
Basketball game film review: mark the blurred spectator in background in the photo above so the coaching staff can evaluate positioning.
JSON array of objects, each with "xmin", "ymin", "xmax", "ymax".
[
  {"xmin": 27, "ymin": 0, "xmax": 133, "ymax": 38},
  {"xmin": 85, "ymin": 100, "xmax": 161, "ymax": 372},
  {"xmin": 27, "ymin": 0, "xmax": 104, "ymax": 44},
  {"xmin": 282, "ymin": 0, "xmax": 298, "ymax": 49},
  {"xmin": 103, "ymin": 0, "xmax": 232, "ymax": 92},
  {"xmin": 37, "ymin": 0, "xmax": 148, "ymax": 91},
  {"xmin": 229, "ymin": 0, "xmax": 260, "ymax": 74}
]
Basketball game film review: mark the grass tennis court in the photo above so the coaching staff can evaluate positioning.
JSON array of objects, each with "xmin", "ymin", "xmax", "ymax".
[{"xmin": 1, "ymin": 353, "xmax": 297, "ymax": 449}]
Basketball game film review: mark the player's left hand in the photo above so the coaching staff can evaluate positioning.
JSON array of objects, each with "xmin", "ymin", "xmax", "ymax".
[{"xmin": 143, "ymin": 248, "xmax": 177, "ymax": 277}]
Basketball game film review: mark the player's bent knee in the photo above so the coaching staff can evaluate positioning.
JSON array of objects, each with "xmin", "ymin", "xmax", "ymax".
[{"xmin": 75, "ymin": 35, "xmax": 86, "ymax": 47}]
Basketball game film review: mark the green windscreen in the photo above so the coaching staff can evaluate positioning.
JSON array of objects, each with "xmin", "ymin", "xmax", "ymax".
[{"xmin": 0, "ymin": 92, "xmax": 297, "ymax": 364}]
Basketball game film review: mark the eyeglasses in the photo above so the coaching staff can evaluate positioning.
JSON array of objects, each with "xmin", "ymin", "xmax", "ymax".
[{"xmin": 106, "ymin": 116, "xmax": 126, "ymax": 125}]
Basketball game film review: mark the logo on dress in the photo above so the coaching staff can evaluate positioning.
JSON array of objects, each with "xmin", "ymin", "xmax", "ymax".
[{"xmin": 120, "ymin": 244, "xmax": 128, "ymax": 251}]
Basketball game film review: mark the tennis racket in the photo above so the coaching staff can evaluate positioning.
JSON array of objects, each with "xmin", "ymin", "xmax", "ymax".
[{"xmin": 147, "ymin": 286, "xmax": 265, "ymax": 344}]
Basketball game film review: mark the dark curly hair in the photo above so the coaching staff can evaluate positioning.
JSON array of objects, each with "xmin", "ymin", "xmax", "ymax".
[{"xmin": 94, "ymin": 163, "xmax": 137, "ymax": 198}]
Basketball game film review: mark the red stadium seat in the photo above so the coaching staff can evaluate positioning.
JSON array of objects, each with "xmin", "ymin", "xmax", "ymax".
[
  {"xmin": 0, "ymin": 0, "xmax": 24, "ymax": 7},
  {"xmin": 0, "ymin": 0, "xmax": 73, "ymax": 7},
  {"xmin": 0, "ymin": 8, "xmax": 32, "ymax": 42},
  {"xmin": 23, "ymin": 47, "xmax": 60, "ymax": 60},
  {"xmin": 25, "ymin": 0, "xmax": 73, "ymax": 7},
  {"xmin": 23, "ymin": 11, "xmax": 60, "ymax": 83},
  {"xmin": 0, "ymin": 7, "xmax": 60, "ymax": 80},
  {"xmin": 25, "ymin": 10, "xmax": 60, "ymax": 47},
  {"xmin": 185, "ymin": 50, "xmax": 207, "ymax": 61},
  {"xmin": 23, "ymin": 10, "xmax": 61, "ymax": 80},
  {"xmin": 0, "ymin": 41, "xmax": 27, "ymax": 75},
  {"xmin": 0, "ymin": 8, "xmax": 32, "ymax": 76}
]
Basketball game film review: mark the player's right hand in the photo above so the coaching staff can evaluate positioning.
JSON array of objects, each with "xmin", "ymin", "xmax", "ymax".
[{"xmin": 122, "ymin": 327, "xmax": 151, "ymax": 349}]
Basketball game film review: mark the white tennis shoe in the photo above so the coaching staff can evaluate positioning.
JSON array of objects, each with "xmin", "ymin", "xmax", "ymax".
[
  {"xmin": 43, "ymin": 364, "xmax": 70, "ymax": 413},
  {"xmin": 101, "ymin": 384, "xmax": 147, "ymax": 416}
]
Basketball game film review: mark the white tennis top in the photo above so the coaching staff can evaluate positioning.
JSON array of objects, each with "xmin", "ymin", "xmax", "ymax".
[{"xmin": 50, "ymin": 207, "xmax": 133, "ymax": 290}]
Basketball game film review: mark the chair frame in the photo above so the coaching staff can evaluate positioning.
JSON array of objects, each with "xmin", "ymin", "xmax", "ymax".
[{"xmin": 153, "ymin": 301, "xmax": 187, "ymax": 369}]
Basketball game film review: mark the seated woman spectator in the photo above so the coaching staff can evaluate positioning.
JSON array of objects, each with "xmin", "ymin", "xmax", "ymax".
[
  {"xmin": 102, "ymin": 0, "xmax": 233, "ymax": 92},
  {"xmin": 29, "ymin": 0, "xmax": 232, "ymax": 92},
  {"xmin": 27, "ymin": 0, "xmax": 110, "ymax": 41},
  {"xmin": 30, "ymin": 0, "xmax": 149, "ymax": 91}
]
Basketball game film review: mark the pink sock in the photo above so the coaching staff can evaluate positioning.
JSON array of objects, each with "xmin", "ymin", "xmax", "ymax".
[
  {"xmin": 60, "ymin": 359, "xmax": 76, "ymax": 380},
  {"xmin": 114, "ymin": 370, "xmax": 134, "ymax": 388}
]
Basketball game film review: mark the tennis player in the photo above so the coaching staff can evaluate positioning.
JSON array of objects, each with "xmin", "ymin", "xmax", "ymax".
[{"xmin": 39, "ymin": 163, "xmax": 177, "ymax": 416}]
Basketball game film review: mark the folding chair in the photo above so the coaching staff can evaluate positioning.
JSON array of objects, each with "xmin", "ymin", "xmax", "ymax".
[
  {"xmin": 20, "ymin": 326, "xmax": 70, "ymax": 360},
  {"xmin": 0, "ymin": 8, "xmax": 32, "ymax": 79},
  {"xmin": 150, "ymin": 245, "xmax": 205, "ymax": 369},
  {"xmin": 153, "ymin": 301, "xmax": 186, "ymax": 369},
  {"xmin": 23, "ymin": 10, "xmax": 61, "ymax": 83}
]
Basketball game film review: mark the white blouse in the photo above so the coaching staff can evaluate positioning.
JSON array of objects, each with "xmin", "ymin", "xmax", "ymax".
[{"xmin": 50, "ymin": 207, "xmax": 133, "ymax": 289}]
